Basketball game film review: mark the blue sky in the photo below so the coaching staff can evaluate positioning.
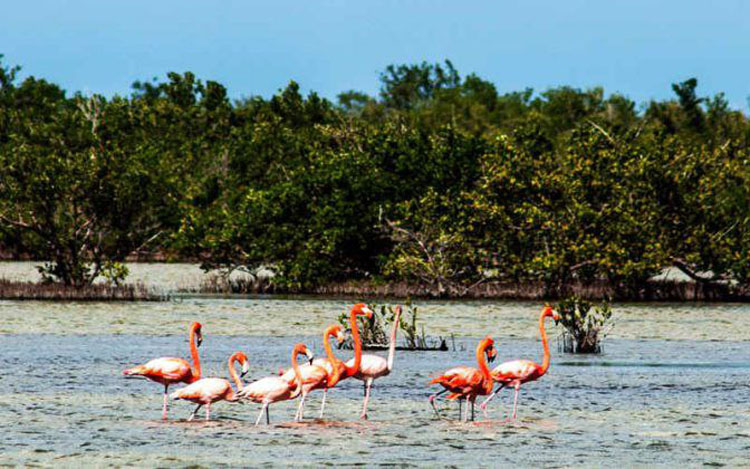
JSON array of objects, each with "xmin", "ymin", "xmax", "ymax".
[{"xmin": 2, "ymin": 0, "xmax": 749, "ymax": 110}]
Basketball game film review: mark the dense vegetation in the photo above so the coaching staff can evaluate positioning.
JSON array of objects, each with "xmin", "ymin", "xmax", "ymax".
[{"xmin": 1, "ymin": 56, "xmax": 749, "ymax": 297}]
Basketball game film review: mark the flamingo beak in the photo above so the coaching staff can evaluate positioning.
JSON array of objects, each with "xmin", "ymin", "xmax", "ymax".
[
  {"xmin": 487, "ymin": 347, "xmax": 497, "ymax": 363},
  {"xmin": 336, "ymin": 331, "xmax": 346, "ymax": 345},
  {"xmin": 196, "ymin": 333, "xmax": 203, "ymax": 347},
  {"xmin": 552, "ymin": 311, "xmax": 561, "ymax": 323},
  {"xmin": 363, "ymin": 307, "xmax": 374, "ymax": 319},
  {"xmin": 241, "ymin": 361, "xmax": 250, "ymax": 377},
  {"xmin": 305, "ymin": 350, "xmax": 315, "ymax": 365}
]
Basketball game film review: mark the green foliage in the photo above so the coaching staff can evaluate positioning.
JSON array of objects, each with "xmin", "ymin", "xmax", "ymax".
[
  {"xmin": 556, "ymin": 296, "xmax": 613, "ymax": 354},
  {"xmin": 336, "ymin": 302, "xmax": 441, "ymax": 350},
  {"xmin": 337, "ymin": 304, "xmax": 391, "ymax": 347},
  {"xmin": 101, "ymin": 261, "xmax": 130, "ymax": 287},
  {"xmin": 1, "ymin": 54, "xmax": 749, "ymax": 296}
]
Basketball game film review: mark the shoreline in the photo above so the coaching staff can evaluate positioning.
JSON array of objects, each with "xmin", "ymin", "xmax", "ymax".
[
  {"xmin": 2, "ymin": 261, "xmax": 748, "ymax": 302},
  {"xmin": 4, "ymin": 280, "xmax": 742, "ymax": 303}
]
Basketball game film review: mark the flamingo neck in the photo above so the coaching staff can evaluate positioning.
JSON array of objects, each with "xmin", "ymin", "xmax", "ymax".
[
  {"xmin": 345, "ymin": 309, "xmax": 363, "ymax": 376},
  {"xmin": 227, "ymin": 352, "xmax": 244, "ymax": 393},
  {"xmin": 323, "ymin": 326, "xmax": 342, "ymax": 386},
  {"xmin": 476, "ymin": 340, "xmax": 492, "ymax": 385},
  {"xmin": 539, "ymin": 312, "xmax": 552, "ymax": 376},
  {"xmin": 189, "ymin": 324, "xmax": 201, "ymax": 380},
  {"xmin": 386, "ymin": 307, "xmax": 402, "ymax": 372},
  {"xmin": 323, "ymin": 326, "xmax": 339, "ymax": 365},
  {"xmin": 290, "ymin": 345, "xmax": 304, "ymax": 398}
]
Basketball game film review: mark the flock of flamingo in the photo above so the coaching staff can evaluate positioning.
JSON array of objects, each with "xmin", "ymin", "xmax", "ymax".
[{"xmin": 123, "ymin": 303, "xmax": 560, "ymax": 424}]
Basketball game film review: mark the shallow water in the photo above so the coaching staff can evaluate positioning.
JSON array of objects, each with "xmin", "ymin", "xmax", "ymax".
[{"xmin": 1, "ymin": 262, "xmax": 750, "ymax": 466}]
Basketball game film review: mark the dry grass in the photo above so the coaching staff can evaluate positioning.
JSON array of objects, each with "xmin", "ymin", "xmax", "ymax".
[
  {"xmin": 0, "ymin": 279, "xmax": 166, "ymax": 301},
  {"xmin": 309, "ymin": 279, "xmax": 750, "ymax": 301}
]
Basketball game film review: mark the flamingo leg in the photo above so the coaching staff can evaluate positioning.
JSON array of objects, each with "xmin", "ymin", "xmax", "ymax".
[
  {"xmin": 205, "ymin": 402, "xmax": 211, "ymax": 421},
  {"xmin": 458, "ymin": 398, "xmax": 463, "ymax": 420},
  {"xmin": 255, "ymin": 403, "xmax": 268, "ymax": 426},
  {"xmin": 188, "ymin": 404, "xmax": 202, "ymax": 422},
  {"xmin": 511, "ymin": 383, "xmax": 521, "ymax": 421},
  {"xmin": 471, "ymin": 398, "xmax": 476, "ymax": 421},
  {"xmin": 361, "ymin": 378, "xmax": 372, "ymax": 420},
  {"xmin": 480, "ymin": 383, "xmax": 506, "ymax": 419},
  {"xmin": 296, "ymin": 392, "xmax": 307, "ymax": 422},
  {"xmin": 319, "ymin": 389, "xmax": 328, "ymax": 419},
  {"xmin": 162, "ymin": 384, "xmax": 169, "ymax": 420},
  {"xmin": 428, "ymin": 389, "xmax": 449, "ymax": 419},
  {"xmin": 266, "ymin": 404, "xmax": 270, "ymax": 425}
]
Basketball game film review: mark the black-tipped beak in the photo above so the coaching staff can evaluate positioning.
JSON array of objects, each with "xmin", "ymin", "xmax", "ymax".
[
  {"xmin": 240, "ymin": 369, "xmax": 248, "ymax": 378},
  {"xmin": 308, "ymin": 354, "xmax": 315, "ymax": 366}
]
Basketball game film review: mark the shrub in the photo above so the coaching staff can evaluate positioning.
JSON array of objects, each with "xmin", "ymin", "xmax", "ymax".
[{"xmin": 556, "ymin": 296, "xmax": 613, "ymax": 354}]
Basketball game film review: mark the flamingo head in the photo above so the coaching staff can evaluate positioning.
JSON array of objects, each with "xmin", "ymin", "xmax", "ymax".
[
  {"xmin": 482, "ymin": 336, "xmax": 497, "ymax": 363},
  {"xmin": 235, "ymin": 352, "xmax": 250, "ymax": 377},
  {"xmin": 302, "ymin": 345, "xmax": 315, "ymax": 365},
  {"xmin": 332, "ymin": 325, "xmax": 346, "ymax": 345},
  {"xmin": 543, "ymin": 306, "xmax": 560, "ymax": 322},
  {"xmin": 191, "ymin": 322, "xmax": 203, "ymax": 346},
  {"xmin": 352, "ymin": 303, "xmax": 374, "ymax": 320}
]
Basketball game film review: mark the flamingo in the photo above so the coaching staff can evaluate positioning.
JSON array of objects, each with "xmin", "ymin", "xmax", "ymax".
[
  {"xmin": 169, "ymin": 351, "xmax": 250, "ymax": 421},
  {"xmin": 345, "ymin": 305, "xmax": 402, "ymax": 419},
  {"xmin": 237, "ymin": 343, "xmax": 312, "ymax": 426},
  {"xmin": 279, "ymin": 324, "xmax": 346, "ymax": 420},
  {"xmin": 480, "ymin": 306, "xmax": 561, "ymax": 421},
  {"xmin": 123, "ymin": 321, "xmax": 203, "ymax": 420},
  {"xmin": 428, "ymin": 335, "xmax": 497, "ymax": 422},
  {"xmin": 338, "ymin": 303, "xmax": 374, "ymax": 385}
]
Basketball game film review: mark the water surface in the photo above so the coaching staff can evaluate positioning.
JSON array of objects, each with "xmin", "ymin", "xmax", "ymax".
[{"xmin": 1, "ymin": 264, "xmax": 749, "ymax": 466}]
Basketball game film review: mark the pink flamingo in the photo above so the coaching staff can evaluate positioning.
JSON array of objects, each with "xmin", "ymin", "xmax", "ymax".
[
  {"xmin": 428, "ymin": 335, "xmax": 497, "ymax": 422},
  {"xmin": 480, "ymin": 306, "xmax": 560, "ymax": 421},
  {"xmin": 123, "ymin": 322, "xmax": 202, "ymax": 419},
  {"xmin": 279, "ymin": 324, "xmax": 347, "ymax": 420},
  {"xmin": 345, "ymin": 305, "xmax": 402, "ymax": 419},
  {"xmin": 169, "ymin": 351, "xmax": 249, "ymax": 421},
  {"xmin": 277, "ymin": 303, "xmax": 373, "ymax": 419},
  {"xmin": 238, "ymin": 343, "xmax": 312, "ymax": 426}
]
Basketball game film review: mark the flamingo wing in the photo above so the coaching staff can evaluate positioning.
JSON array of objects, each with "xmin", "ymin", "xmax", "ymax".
[
  {"xmin": 124, "ymin": 357, "xmax": 193, "ymax": 383},
  {"xmin": 347, "ymin": 354, "xmax": 388, "ymax": 380},
  {"xmin": 430, "ymin": 366, "xmax": 483, "ymax": 393},
  {"xmin": 239, "ymin": 376, "xmax": 292, "ymax": 403},
  {"xmin": 491, "ymin": 359, "xmax": 540, "ymax": 384},
  {"xmin": 170, "ymin": 378, "xmax": 231, "ymax": 403},
  {"xmin": 279, "ymin": 364, "xmax": 329, "ymax": 387},
  {"xmin": 311, "ymin": 357, "xmax": 337, "ymax": 377}
]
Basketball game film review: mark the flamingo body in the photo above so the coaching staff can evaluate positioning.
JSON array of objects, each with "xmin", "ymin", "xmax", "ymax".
[
  {"xmin": 491, "ymin": 359, "xmax": 542, "ymax": 385},
  {"xmin": 311, "ymin": 357, "xmax": 345, "ymax": 381},
  {"xmin": 346, "ymin": 354, "xmax": 389, "ymax": 381},
  {"xmin": 280, "ymin": 363, "xmax": 329, "ymax": 392},
  {"xmin": 429, "ymin": 366, "xmax": 486, "ymax": 398},
  {"xmin": 240, "ymin": 376, "xmax": 293, "ymax": 403},
  {"xmin": 170, "ymin": 378, "xmax": 234, "ymax": 405},
  {"xmin": 124, "ymin": 357, "xmax": 195, "ymax": 386}
]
